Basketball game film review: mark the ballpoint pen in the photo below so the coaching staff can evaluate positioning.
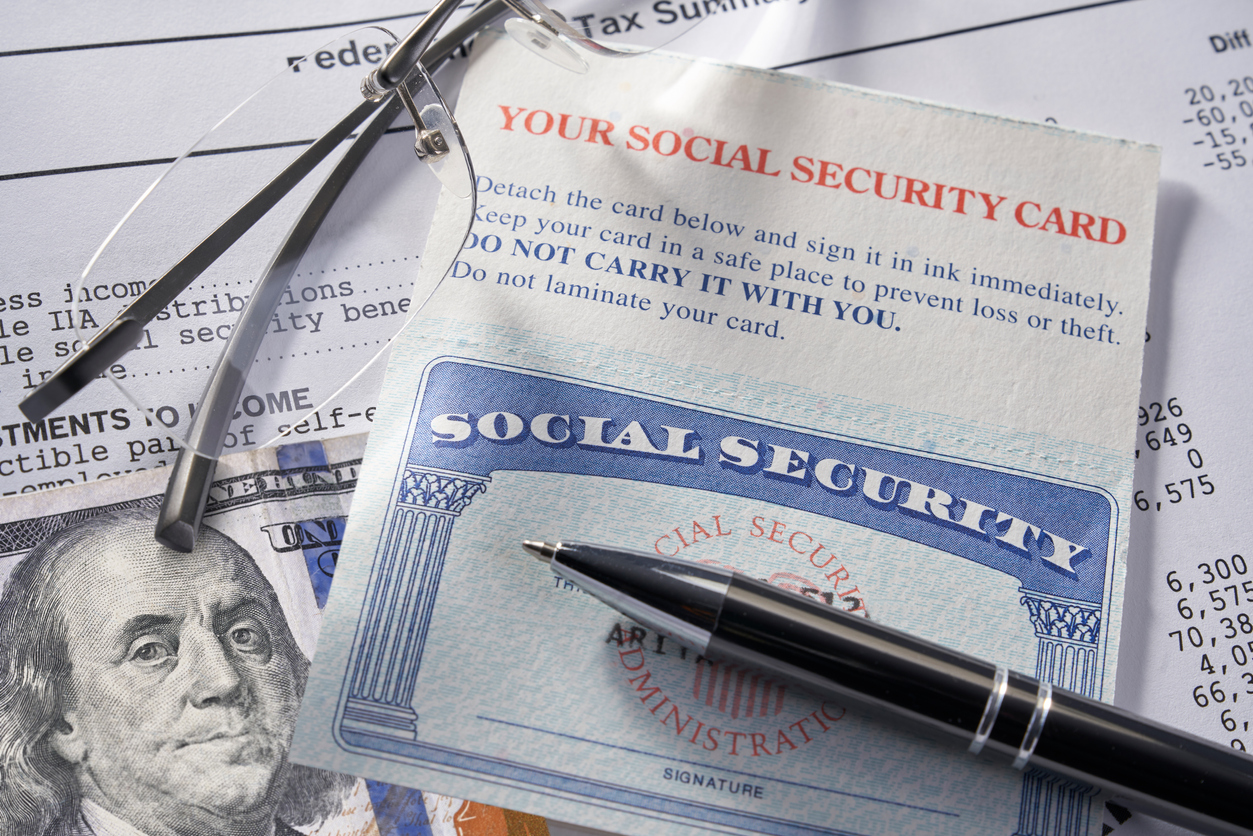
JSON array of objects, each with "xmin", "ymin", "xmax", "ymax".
[{"xmin": 522, "ymin": 539, "xmax": 1253, "ymax": 836}]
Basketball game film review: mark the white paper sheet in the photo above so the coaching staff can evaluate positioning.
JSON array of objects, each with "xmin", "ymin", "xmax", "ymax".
[{"xmin": 290, "ymin": 31, "xmax": 1158, "ymax": 836}]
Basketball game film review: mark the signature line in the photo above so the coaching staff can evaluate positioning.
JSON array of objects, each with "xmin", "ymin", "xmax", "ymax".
[{"xmin": 476, "ymin": 714, "xmax": 960, "ymax": 818}]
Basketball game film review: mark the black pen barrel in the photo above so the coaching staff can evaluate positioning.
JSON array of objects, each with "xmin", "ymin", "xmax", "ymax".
[
  {"xmin": 709, "ymin": 575, "xmax": 996, "ymax": 738},
  {"xmin": 1033, "ymin": 689, "xmax": 1253, "ymax": 835},
  {"xmin": 709, "ymin": 576, "xmax": 1253, "ymax": 836}
]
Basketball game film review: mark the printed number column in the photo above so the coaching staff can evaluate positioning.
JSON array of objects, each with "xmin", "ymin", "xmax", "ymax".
[
  {"xmin": 340, "ymin": 467, "xmax": 489, "ymax": 740},
  {"xmin": 1014, "ymin": 591, "xmax": 1103, "ymax": 836}
]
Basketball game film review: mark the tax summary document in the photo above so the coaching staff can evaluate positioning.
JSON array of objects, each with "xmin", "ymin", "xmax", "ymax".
[{"xmin": 291, "ymin": 32, "xmax": 1159, "ymax": 836}]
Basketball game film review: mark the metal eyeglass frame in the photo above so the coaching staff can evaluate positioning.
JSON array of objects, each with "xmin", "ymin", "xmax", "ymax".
[{"xmin": 17, "ymin": 0, "xmax": 639, "ymax": 551}]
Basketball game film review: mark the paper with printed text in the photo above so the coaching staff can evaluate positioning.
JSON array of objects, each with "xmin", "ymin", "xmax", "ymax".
[{"xmin": 292, "ymin": 32, "xmax": 1160, "ymax": 836}]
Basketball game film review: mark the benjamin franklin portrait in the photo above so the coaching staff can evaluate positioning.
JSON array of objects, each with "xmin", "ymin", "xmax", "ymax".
[{"xmin": 0, "ymin": 507, "xmax": 353, "ymax": 836}]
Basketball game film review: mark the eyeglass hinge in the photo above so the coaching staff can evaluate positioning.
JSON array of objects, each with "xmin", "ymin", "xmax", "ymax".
[{"xmin": 361, "ymin": 68, "xmax": 391, "ymax": 102}]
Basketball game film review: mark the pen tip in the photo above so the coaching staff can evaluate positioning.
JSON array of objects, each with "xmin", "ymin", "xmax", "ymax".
[{"xmin": 522, "ymin": 540, "xmax": 556, "ymax": 563}]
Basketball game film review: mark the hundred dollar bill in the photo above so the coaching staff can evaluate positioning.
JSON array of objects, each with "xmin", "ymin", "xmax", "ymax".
[
  {"xmin": 0, "ymin": 436, "xmax": 550, "ymax": 836},
  {"xmin": 291, "ymin": 31, "xmax": 1159, "ymax": 836}
]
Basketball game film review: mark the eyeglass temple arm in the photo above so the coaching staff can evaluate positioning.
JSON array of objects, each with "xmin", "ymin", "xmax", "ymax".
[
  {"xmin": 154, "ymin": 95, "xmax": 403, "ymax": 552},
  {"xmin": 17, "ymin": 0, "xmax": 509, "ymax": 427},
  {"xmin": 156, "ymin": 0, "xmax": 506, "ymax": 552},
  {"xmin": 16, "ymin": 98, "xmax": 382, "ymax": 425}
]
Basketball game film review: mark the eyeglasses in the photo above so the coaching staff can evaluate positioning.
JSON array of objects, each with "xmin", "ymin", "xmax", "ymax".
[{"xmin": 15, "ymin": 0, "xmax": 746, "ymax": 551}]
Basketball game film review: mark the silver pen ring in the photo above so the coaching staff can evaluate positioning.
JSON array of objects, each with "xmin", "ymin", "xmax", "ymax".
[
  {"xmin": 969, "ymin": 665, "xmax": 1009, "ymax": 755},
  {"xmin": 1013, "ymin": 680, "xmax": 1053, "ymax": 769}
]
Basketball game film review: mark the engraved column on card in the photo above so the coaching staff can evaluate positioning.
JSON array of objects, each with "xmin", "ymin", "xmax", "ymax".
[
  {"xmin": 1014, "ymin": 591, "xmax": 1103, "ymax": 836},
  {"xmin": 341, "ymin": 466, "xmax": 489, "ymax": 739}
]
